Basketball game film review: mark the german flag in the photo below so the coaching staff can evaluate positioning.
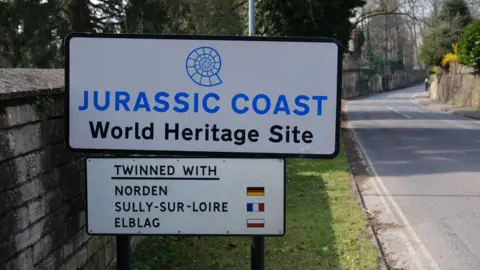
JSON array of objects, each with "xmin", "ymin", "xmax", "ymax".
[{"xmin": 247, "ymin": 187, "xmax": 264, "ymax": 196}]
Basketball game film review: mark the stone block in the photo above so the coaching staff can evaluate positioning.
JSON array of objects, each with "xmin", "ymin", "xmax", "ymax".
[
  {"xmin": 34, "ymin": 247, "xmax": 63, "ymax": 270},
  {"xmin": 45, "ymin": 189, "xmax": 62, "ymax": 214},
  {"xmin": 85, "ymin": 237, "xmax": 102, "ymax": 261},
  {"xmin": 28, "ymin": 197, "xmax": 46, "ymax": 224},
  {"xmin": 104, "ymin": 241, "xmax": 115, "ymax": 266},
  {"xmin": 42, "ymin": 206, "xmax": 69, "ymax": 237},
  {"xmin": 75, "ymin": 228, "xmax": 92, "ymax": 250},
  {"xmin": 33, "ymin": 223, "xmax": 72, "ymax": 266},
  {"xmin": 39, "ymin": 166, "xmax": 60, "ymax": 192},
  {"xmin": 0, "ymin": 237, "xmax": 16, "ymax": 265},
  {"xmin": 0, "ymin": 127, "xmax": 14, "ymax": 160},
  {"xmin": 0, "ymin": 124, "xmax": 41, "ymax": 162},
  {"xmin": 78, "ymin": 210, "xmax": 86, "ymax": 227},
  {"xmin": 0, "ymin": 205, "xmax": 30, "ymax": 242},
  {"xmin": 67, "ymin": 194, "xmax": 86, "ymax": 219},
  {"xmin": 83, "ymin": 245, "xmax": 106, "ymax": 270},
  {"xmin": 14, "ymin": 218, "xmax": 45, "ymax": 251},
  {"xmin": 0, "ymin": 170, "xmax": 59, "ymax": 218},
  {"xmin": 64, "ymin": 214, "xmax": 81, "ymax": 240},
  {"xmin": 0, "ymin": 102, "xmax": 38, "ymax": 129},
  {"xmin": 0, "ymin": 186, "xmax": 21, "ymax": 217},
  {"xmin": 20, "ymin": 178, "xmax": 45, "ymax": 204},
  {"xmin": 32, "ymin": 95, "xmax": 64, "ymax": 120},
  {"xmin": 32, "ymin": 234, "xmax": 53, "ymax": 265},
  {"xmin": 39, "ymin": 118, "xmax": 64, "ymax": 145},
  {"xmin": 3, "ymin": 247, "xmax": 33, "ymax": 270},
  {"xmin": 58, "ymin": 160, "xmax": 85, "ymax": 201},
  {"xmin": 0, "ymin": 142, "xmax": 74, "ymax": 192},
  {"xmin": 62, "ymin": 234, "xmax": 75, "ymax": 259},
  {"xmin": 0, "ymin": 118, "xmax": 65, "ymax": 163},
  {"xmin": 60, "ymin": 246, "xmax": 87, "ymax": 270},
  {"xmin": 0, "ymin": 159, "xmax": 19, "ymax": 192}
]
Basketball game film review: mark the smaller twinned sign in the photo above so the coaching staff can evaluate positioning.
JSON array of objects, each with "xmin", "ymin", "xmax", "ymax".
[{"xmin": 85, "ymin": 157, "xmax": 285, "ymax": 236}]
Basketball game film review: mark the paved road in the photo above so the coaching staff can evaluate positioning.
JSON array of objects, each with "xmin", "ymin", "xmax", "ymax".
[{"xmin": 346, "ymin": 85, "xmax": 480, "ymax": 270}]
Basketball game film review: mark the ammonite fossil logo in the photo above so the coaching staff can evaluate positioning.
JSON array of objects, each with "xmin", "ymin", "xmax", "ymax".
[{"xmin": 185, "ymin": 46, "xmax": 223, "ymax": 87}]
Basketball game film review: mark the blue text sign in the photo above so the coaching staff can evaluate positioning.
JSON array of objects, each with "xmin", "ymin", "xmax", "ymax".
[{"xmin": 66, "ymin": 33, "xmax": 342, "ymax": 158}]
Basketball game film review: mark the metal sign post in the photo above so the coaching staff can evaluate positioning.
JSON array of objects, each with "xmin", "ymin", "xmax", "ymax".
[
  {"xmin": 248, "ymin": 1, "xmax": 264, "ymax": 269},
  {"xmin": 116, "ymin": 235, "xmax": 130, "ymax": 270}
]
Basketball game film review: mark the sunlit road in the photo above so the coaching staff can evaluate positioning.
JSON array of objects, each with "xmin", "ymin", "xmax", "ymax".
[{"xmin": 346, "ymin": 85, "xmax": 480, "ymax": 270}]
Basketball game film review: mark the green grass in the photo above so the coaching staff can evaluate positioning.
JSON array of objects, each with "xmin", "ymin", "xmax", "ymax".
[{"xmin": 127, "ymin": 142, "xmax": 378, "ymax": 270}]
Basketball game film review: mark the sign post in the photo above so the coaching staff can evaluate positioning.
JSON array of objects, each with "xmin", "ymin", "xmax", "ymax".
[
  {"xmin": 65, "ymin": 31, "xmax": 342, "ymax": 270},
  {"xmin": 247, "ymin": 1, "xmax": 264, "ymax": 269},
  {"xmin": 116, "ymin": 235, "xmax": 130, "ymax": 270}
]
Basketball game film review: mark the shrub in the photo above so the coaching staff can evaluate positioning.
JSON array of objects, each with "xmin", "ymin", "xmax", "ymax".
[
  {"xmin": 458, "ymin": 20, "xmax": 480, "ymax": 67},
  {"xmin": 441, "ymin": 44, "xmax": 459, "ymax": 71},
  {"xmin": 441, "ymin": 53, "xmax": 458, "ymax": 69},
  {"xmin": 431, "ymin": 66, "xmax": 443, "ymax": 75}
]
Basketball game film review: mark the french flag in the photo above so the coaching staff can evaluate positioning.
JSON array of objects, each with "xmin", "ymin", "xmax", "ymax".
[{"xmin": 247, "ymin": 203, "xmax": 265, "ymax": 212}]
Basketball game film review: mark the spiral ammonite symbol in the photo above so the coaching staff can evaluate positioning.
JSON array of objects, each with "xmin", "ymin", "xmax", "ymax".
[{"xmin": 185, "ymin": 46, "xmax": 223, "ymax": 87}]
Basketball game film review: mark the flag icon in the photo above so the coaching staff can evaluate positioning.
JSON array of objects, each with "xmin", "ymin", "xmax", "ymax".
[
  {"xmin": 247, "ymin": 219, "xmax": 265, "ymax": 228},
  {"xmin": 247, "ymin": 203, "xmax": 265, "ymax": 212},
  {"xmin": 247, "ymin": 187, "xmax": 265, "ymax": 196}
]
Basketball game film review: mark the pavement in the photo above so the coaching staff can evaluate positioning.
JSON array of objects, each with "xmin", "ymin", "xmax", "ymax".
[
  {"xmin": 345, "ymin": 85, "xmax": 480, "ymax": 270},
  {"xmin": 412, "ymin": 92, "xmax": 480, "ymax": 121}
]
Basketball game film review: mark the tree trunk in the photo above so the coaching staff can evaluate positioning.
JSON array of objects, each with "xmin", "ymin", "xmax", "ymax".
[{"xmin": 71, "ymin": 0, "xmax": 92, "ymax": 32}]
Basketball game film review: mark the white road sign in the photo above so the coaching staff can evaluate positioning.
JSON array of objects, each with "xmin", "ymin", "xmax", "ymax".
[
  {"xmin": 66, "ymin": 33, "xmax": 342, "ymax": 158},
  {"xmin": 86, "ymin": 157, "xmax": 285, "ymax": 235}
]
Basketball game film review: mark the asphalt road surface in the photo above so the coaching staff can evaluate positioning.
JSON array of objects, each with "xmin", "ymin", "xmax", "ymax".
[{"xmin": 346, "ymin": 85, "xmax": 480, "ymax": 270}]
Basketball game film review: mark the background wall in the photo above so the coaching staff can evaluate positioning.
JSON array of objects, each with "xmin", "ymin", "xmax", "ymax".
[
  {"xmin": 342, "ymin": 67, "xmax": 427, "ymax": 99},
  {"xmin": 429, "ymin": 62, "xmax": 480, "ymax": 109},
  {"xmin": 0, "ymin": 69, "xmax": 142, "ymax": 269}
]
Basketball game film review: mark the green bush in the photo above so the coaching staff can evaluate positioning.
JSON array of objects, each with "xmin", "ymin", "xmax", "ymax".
[
  {"xmin": 431, "ymin": 66, "xmax": 443, "ymax": 75},
  {"xmin": 458, "ymin": 20, "xmax": 480, "ymax": 67}
]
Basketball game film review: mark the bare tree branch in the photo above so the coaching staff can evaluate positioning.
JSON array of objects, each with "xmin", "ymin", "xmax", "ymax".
[{"xmin": 353, "ymin": 7, "xmax": 430, "ymax": 29}]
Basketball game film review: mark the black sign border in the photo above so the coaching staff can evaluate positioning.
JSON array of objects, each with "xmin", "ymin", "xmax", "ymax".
[
  {"xmin": 65, "ymin": 32, "xmax": 343, "ymax": 159},
  {"xmin": 84, "ymin": 156, "xmax": 287, "ymax": 237}
]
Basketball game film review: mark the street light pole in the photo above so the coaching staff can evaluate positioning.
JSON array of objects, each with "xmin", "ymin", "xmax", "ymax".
[{"xmin": 248, "ymin": 0, "xmax": 255, "ymax": 36}]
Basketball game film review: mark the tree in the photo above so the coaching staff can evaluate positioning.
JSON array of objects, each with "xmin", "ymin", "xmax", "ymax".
[
  {"xmin": 354, "ymin": 27, "xmax": 366, "ymax": 55},
  {"xmin": 419, "ymin": 0, "xmax": 472, "ymax": 66},
  {"xmin": 254, "ymin": 0, "xmax": 366, "ymax": 47},
  {"xmin": 0, "ymin": 0, "xmax": 249, "ymax": 68},
  {"xmin": 419, "ymin": 17, "xmax": 464, "ymax": 65},
  {"xmin": 365, "ymin": 25, "xmax": 375, "ymax": 61},
  {"xmin": 439, "ymin": 0, "xmax": 472, "ymax": 26},
  {"xmin": 0, "ymin": 0, "xmax": 66, "ymax": 68}
]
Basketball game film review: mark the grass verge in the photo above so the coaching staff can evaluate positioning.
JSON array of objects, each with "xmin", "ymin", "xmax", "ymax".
[{"xmin": 126, "ymin": 141, "xmax": 378, "ymax": 270}]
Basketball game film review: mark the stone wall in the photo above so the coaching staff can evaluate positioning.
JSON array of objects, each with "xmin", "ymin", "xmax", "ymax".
[
  {"xmin": 342, "ymin": 68, "xmax": 427, "ymax": 99},
  {"xmin": 430, "ymin": 62, "xmax": 480, "ymax": 109},
  {"xmin": 0, "ymin": 69, "xmax": 141, "ymax": 269}
]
